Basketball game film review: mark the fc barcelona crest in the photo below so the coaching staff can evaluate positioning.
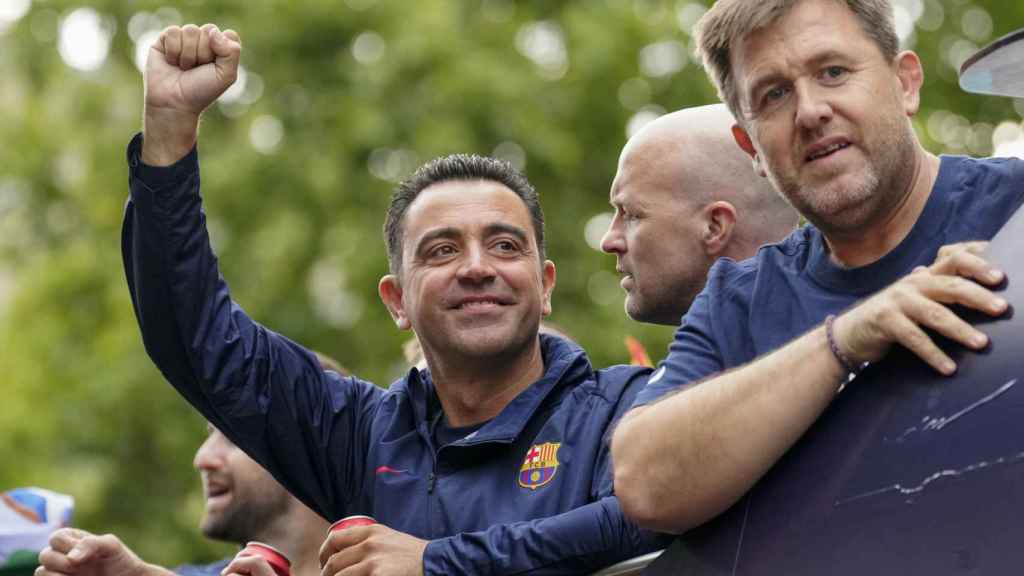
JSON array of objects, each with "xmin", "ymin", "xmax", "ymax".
[{"xmin": 519, "ymin": 442, "xmax": 561, "ymax": 490}]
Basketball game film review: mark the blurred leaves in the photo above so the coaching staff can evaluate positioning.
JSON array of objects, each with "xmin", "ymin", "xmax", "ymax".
[{"xmin": 2, "ymin": 0, "xmax": 1024, "ymax": 565}]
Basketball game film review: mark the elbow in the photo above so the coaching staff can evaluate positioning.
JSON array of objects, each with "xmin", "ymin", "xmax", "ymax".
[
  {"xmin": 611, "ymin": 409, "xmax": 719, "ymax": 534},
  {"xmin": 611, "ymin": 411, "xmax": 685, "ymax": 534}
]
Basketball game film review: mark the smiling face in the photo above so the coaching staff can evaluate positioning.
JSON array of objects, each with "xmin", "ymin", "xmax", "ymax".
[
  {"xmin": 193, "ymin": 425, "xmax": 291, "ymax": 543},
  {"xmin": 379, "ymin": 179, "xmax": 555, "ymax": 366},
  {"xmin": 731, "ymin": 0, "xmax": 922, "ymax": 234}
]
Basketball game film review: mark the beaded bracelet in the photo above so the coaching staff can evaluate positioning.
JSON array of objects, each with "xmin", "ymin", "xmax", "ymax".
[{"xmin": 824, "ymin": 314, "xmax": 863, "ymax": 377}]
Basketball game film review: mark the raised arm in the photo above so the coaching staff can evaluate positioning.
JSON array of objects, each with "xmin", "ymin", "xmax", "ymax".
[
  {"xmin": 612, "ymin": 242, "xmax": 1009, "ymax": 533},
  {"xmin": 123, "ymin": 25, "xmax": 383, "ymax": 521}
]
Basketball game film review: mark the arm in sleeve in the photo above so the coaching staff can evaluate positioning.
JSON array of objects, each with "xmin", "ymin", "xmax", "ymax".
[
  {"xmin": 423, "ymin": 367, "xmax": 669, "ymax": 575},
  {"xmin": 121, "ymin": 133, "xmax": 381, "ymax": 519},
  {"xmin": 422, "ymin": 496, "xmax": 670, "ymax": 576}
]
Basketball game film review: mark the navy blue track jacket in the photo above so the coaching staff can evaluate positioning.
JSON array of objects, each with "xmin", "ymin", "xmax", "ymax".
[{"xmin": 121, "ymin": 135, "xmax": 667, "ymax": 574}]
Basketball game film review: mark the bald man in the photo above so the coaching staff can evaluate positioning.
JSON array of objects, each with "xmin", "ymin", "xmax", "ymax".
[{"xmin": 601, "ymin": 104, "xmax": 799, "ymax": 325}]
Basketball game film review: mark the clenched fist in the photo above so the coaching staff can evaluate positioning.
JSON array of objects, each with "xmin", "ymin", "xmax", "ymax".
[{"xmin": 141, "ymin": 24, "xmax": 241, "ymax": 166}]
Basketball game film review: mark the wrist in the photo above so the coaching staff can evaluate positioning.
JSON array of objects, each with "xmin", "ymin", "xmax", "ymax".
[
  {"xmin": 824, "ymin": 314, "xmax": 866, "ymax": 381},
  {"xmin": 141, "ymin": 107, "xmax": 199, "ymax": 166}
]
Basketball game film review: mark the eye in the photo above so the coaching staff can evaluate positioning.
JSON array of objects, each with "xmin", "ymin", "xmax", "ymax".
[
  {"xmin": 492, "ymin": 239, "xmax": 519, "ymax": 253},
  {"xmin": 820, "ymin": 66, "xmax": 848, "ymax": 83},
  {"xmin": 428, "ymin": 244, "xmax": 457, "ymax": 259},
  {"xmin": 763, "ymin": 85, "xmax": 789, "ymax": 104}
]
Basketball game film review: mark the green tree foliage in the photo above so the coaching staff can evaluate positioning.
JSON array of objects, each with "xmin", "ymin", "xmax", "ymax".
[{"xmin": 2, "ymin": 0, "xmax": 1023, "ymax": 565}]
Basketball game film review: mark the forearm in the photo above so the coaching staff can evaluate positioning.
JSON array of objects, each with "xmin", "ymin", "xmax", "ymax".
[
  {"xmin": 423, "ymin": 497, "xmax": 669, "ymax": 576},
  {"xmin": 141, "ymin": 108, "xmax": 199, "ymax": 166},
  {"xmin": 140, "ymin": 563, "xmax": 177, "ymax": 576},
  {"xmin": 612, "ymin": 324, "xmax": 845, "ymax": 533}
]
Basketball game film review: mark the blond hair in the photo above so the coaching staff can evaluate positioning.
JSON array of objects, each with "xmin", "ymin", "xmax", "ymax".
[{"xmin": 694, "ymin": 0, "xmax": 899, "ymax": 120}]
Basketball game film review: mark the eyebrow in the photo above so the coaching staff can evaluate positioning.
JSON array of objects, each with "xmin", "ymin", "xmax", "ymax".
[
  {"xmin": 415, "ymin": 227, "xmax": 462, "ymax": 256},
  {"xmin": 483, "ymin": 223, "xmax": 529, "ymax": 245},
  {"xmin": 746, "ymin": 49, "xmax": 851, "ymax": 100},
  {"xmin": 414, "ymin": 223, "xmax": 531, "ymax": 256}
]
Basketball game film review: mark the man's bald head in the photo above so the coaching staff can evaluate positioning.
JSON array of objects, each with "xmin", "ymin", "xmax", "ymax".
[{"xmin": 602, "ymin": 104, "xmax": 798, "ymax": 325}]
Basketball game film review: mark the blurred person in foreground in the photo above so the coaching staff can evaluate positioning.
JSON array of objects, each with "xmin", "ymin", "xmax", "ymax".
[
  {"xmin": 121, "ymin": 23, "xmax": 666, "ymax": 576},
  {"xmin": 36, "ymin": 424, "xmax": 329, "ymax": 576},
  {"xmin": 612, "ymin": 0, "xmax": 1023, "ymax": 533},
  {"xmin": 601, "ymin": 103, "xmax": 798, "ymax": 327}
]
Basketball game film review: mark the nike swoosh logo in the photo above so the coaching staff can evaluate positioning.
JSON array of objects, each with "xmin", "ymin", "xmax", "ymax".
[{"xmin": 375, "ymin": 466, "xmax": 408, "ymax": 475}]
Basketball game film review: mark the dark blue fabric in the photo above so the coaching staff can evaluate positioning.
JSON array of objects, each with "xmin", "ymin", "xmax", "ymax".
[
  {"xmin": 121, "ymin": 134, "xmax": 667, "ymax": 575},
  {"xmin": 174, "ymin": 558, "xmax": 230, "ymax": 576},
  {"xmin": 636, "ymin": 154, "xmax": 1024, "ymax": 406}
]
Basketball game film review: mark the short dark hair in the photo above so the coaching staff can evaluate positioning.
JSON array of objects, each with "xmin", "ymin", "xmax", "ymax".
[
  {"xmin": 383, "ymin": 154, "xmax": 546, "ymax": 276},
  {"xmin": 695, "ymin": 0, "xmax": 899, "ymax": 121}
]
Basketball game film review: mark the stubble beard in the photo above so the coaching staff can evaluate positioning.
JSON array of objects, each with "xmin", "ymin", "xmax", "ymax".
[
  {"xmin": 770, "ymin": 119, "xmax": 916, "ymax": 235},
  {"xmin": 200, "ymin": 491, "xmax": 291, "ymax": 545}
]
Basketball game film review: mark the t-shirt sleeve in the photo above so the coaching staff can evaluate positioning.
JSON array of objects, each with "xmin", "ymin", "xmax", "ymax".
[
  {"xmin": 631, "ymin": 287, "xmax": 724, "ymax": 406},
  {"xmin": 631, "ymin": 257, "xmax": 758, "ymax": 407}
]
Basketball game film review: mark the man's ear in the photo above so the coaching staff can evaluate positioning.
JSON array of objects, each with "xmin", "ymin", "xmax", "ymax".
[
  {"xmin": 732, "ymin": 124, "xmax": 766, "ymax": 178},
  {"xmin": 895, "ymin": 50, "xmax": 924, "ymax": 116},
  {"xmin": 540, "ymin": 260, "xmax": 556, "ymax": 317},
  {"xmin": 702, "ymin": 201, "xmax": 737, "ymax": 255},
  {"xmin": 378, "ymin": 275, "xmax": 412, "ymax": 330}
]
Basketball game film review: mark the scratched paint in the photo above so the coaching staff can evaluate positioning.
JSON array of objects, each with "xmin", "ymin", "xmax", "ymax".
[
  {"xmin": 835, "ymin": 450, "xmax": 1024, "ymax": 507},
  {"xmin": 892, "ymin": 378, "xmax": 1018, "ymax": 443}
]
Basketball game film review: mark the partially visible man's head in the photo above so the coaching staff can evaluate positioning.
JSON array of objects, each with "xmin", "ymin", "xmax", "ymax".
[
  {"xmin": 193, "ymin": 424, "xmax": 293, "ymax": 543},
  {"xmin": 601, "ymin": 104, "xmax": 798, "ymax": 325},
  {"xmin": 384, "ymin": 155, "xmax": 546, "ymax": 277},
  {"xmin": 695, "ymin": 0, "xmax": 899, "ymax": 121}
]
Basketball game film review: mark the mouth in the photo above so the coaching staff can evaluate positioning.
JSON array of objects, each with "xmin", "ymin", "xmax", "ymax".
[
  {"xmin": 617, "ymin": 267, "xmax": 633, "ymax": 279},
  {"xmin": 450, "ymin": 296, "xmax": 514, "ymax": 310},
  {"xmin": 805, "ymin": 140, "xmax": 851, "ymax": 162},
  {"xmin": 204, "ymin": 481, "xmax": 231, "ymax": 505}
]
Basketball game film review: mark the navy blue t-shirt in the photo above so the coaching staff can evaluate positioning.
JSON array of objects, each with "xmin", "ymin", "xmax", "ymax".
[{"xmin": 636, "ymin": 155, "xmax": 1024, "ymax": 405}]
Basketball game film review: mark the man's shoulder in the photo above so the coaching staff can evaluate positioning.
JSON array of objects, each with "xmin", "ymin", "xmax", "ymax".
[
  {"xmin": 541, "ymin": 335, "xmax": 651, "ymax": 404},
  {"xmin": 705, "ymin": 227, "xmax": 816, "ymax": 299},
  {"xmin": 173, "ymin": 557, "xmax": 231, "ymax": 576}
]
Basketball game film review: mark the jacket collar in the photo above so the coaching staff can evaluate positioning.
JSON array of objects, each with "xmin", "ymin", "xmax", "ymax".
[{"xmin": 403, "ymin": 334, "xmax": 591, "ymax": 445}]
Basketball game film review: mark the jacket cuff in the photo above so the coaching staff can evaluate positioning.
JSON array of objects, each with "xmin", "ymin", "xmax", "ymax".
[{"xmin": 126, "ymin": 132, "xmax": 199, "ymax": 192}]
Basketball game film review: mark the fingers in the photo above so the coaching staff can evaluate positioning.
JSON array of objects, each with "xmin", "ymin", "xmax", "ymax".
[
  {"xmin": 930, "ymin": 241, "xmax": 1004, "ymax": 285},
  {"xmin": 160, "ymin": 26, "xmax": 182, "ymax": 66},
  {"xmin": 318, "ymin": 527, "xmax": 371, "ymax": 569},
  {"xmin": 885, "ymin": 312, "xmax": 958, "ymax": 375},
  {"xmin": 35, "ymin": 566, "xmax": 71, "ymax": 576},
  {"xmin": 208, "ymin": 27, "xmax": 242, "ymax": 85},
  {"xmin": 321, "ymin": 543, "xmax": 367, "ymax": 576},
  {"xmin": 48, "ymin": 528, "xmax": 90, "ymax": 555},
  {"xmin": 38, "ymin": 547, "xmax": 74, "ymax": 574},
  {"xmin": 223, "ymin": 556, "xmax": 276, "ymax": 576},
  {"xmin": 920, "ymin": 274, "xmax": 1008, "ymax": 316},
  {"xmin": 197, "ymin": 24, "xmax": 217, "ymax": 65},
  {"xmin": 157, "ymin": 24, "xmax": 233, "ymax": 70},
  {"xmin": 179, "ymin": 24, "xmax": 201, "ymax": 70}
]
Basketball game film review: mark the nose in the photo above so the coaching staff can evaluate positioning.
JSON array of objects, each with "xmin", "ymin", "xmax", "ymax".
[
  {"xmin": 193, "ymin": 430, "xmax": 226, "ymax": 471},
  {"xmin": 794, "ymin": 80, "xmax": 833, "ymax": 133},
  {"xmin": 601, "ymin": 214, "xmax": 625, "ymax": 255},
  {"xmin": 457, "ymin": 244, "xmax": 496, "ymax": 283}
]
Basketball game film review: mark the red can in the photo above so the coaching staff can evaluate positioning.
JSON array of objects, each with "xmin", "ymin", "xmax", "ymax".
[
  {"xmin": 329, "ymin": 514, "xmax": 377, "ymax": 533},
  {"xmin": 237, "ymin": 542, "xmax": 291, "ymax": 576}
]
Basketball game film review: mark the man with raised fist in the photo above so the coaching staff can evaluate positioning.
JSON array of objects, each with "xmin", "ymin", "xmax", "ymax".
[{"xmin": 123, "ymin": 23, "xmax": 666, "ymax": 576}]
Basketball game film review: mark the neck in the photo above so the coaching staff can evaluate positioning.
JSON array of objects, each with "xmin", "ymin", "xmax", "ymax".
[
  {"xmin": 426, "ymin": 337, "xmax": 546, "ymax": 427},
  {"xmin": 824, "ymin": 147, "xmax": 940, "ymax": 268},
  {"xmin": 252, "ymin": 506, "xmax": 329, "ymax": 576}
]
